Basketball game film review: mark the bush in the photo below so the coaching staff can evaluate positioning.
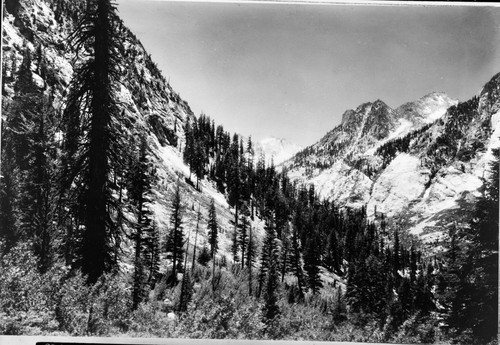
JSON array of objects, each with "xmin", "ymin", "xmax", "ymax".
[
  {"xmin": 55, "ymin": 272, "xmax": 91, "ymax": 335},
  {"xmin": 56, "ymin": 272, "xmax": 132, "ymax": 335},
  {"xmin": 128, "ymin": 301, "xmax": 175, "ymax": 337},
  {"xmin": 272, "ymin": 296, "xmax": 333, "ymax": 340},
  {"xmin": 0, "ymin": 242, "xmax": 63, "ymax": 335},
  {"xmin": 173, "ymin": 266, "xmax": 264, "ymax": 339},
  {"xmin": 392, "ymin": 313, "xmax": 438, "ymax": 344}
]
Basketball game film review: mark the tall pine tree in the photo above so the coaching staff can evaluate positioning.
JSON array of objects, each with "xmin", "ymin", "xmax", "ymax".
[
  {"xmin": 207, "ymin": 198, "xmax": 218, "ymax": 258},
  {"xmin": 445, "ymin": 149, "xmax": 499, "ymax": 344},
  {"xmin": 258, "ymin": 215, "xmax": 280, "ymax": 298},
  {"xmin": 130, "ymin": 134, "xmax": 157, "ymax": 309},
  {"xmin": 304, "ymin": 230, "xmax": 323, "ymax": 294},
  {"xmin": 166, "ymin": 182, "xmax": 185, "ymax": 284},
  {"xmin": 63, "ymin": 0, "xmax": 127, "ymax": 283}
]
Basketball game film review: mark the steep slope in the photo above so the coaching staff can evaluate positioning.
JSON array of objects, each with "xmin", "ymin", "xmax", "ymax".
[
  {"xmin": 285, "ymin": 93, "xmax": 457, "ymax": 202},
  {"xmin": 285, "ymin": 78, "xmax": 499, "ymax": 244},
  {"xmin": 1, "ymin": 0, "xmax": 256, "ymax": 266}
]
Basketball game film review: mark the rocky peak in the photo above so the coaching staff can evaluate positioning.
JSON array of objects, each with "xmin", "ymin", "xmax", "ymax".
[
  {"xmin": 339, "ymin": 99, "xmax": 394, "ymax": 142},
  {"xmin": 396, "ymin": 91, "xmax": 457, "ymax": 124},
  {"xmin": 361, "ymin": 100, "xmax": 395, "ymax": 140},
  {"xmin": 372, "ymin": 99, "xmax": 388, "ymax": 110},
  {"xmin": 341, "ymin": 99, "xmax": 393, "ymax": 132},
  {"xmin": 479, "ymin": 72, "xmax": 500, "ymax": 119}
]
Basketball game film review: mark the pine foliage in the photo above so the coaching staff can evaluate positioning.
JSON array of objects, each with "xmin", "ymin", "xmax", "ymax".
[
  {"xmin": 207, "ymin": 199, "xmax": 218, "ymax": 258},
  {"xmin": 166, "ymin": 182, "xmax": 185, "ymax": 282},
  {"xmin": 61, "ymin": 0, "xmax": 129, "ymax": 283}
]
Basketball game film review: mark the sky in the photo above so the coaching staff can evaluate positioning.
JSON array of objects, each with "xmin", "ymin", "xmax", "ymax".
[{"xmin": 116, "ymin": 0, "xmax": 500, "ymax": 147}]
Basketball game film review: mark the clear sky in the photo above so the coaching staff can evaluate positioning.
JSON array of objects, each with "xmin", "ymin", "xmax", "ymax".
[{"xmin": 116, "ymin": 0, "xmax": 500, "ymax": 147}]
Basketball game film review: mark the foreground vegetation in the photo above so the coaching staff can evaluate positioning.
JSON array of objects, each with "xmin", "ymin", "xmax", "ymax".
[{"xmin": 0, "ymin": 244, "xmax": 442, "ymax": 343}]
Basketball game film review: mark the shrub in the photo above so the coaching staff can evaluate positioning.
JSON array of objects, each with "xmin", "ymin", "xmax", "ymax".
[
  {"xmin": 128, "ymin": 301, "xmax": 175, "ymax": 337},
  {"xmin": 392, "ymin": 313, "xmax": 438, "ymax": 344},
  {"xmin": 173, "ymin": 267, "xmax": 264, "ymax": 339},
  {"xmin": 55, "ymin": 272, "xmax": 132, "ymax": 335},
  {"xmin": 0, "ymin": 242, "xmax": 62, "ymax": 335}
]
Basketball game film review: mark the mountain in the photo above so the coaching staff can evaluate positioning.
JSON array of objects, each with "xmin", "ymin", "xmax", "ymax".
[
  {"xmin": 2, "ymin": 0, "xmax": 498, "ymax": 341},
  {"xmin": 255, "ymin": 137, "xmax": 302, "ymax": 165},
  {"xmin": 285, "ymin": 81, "xmax": 499, "ymax": 246},
  {"xmin": 3, "ymin": 0, "xmax": 498, "ymax": 274},
  {"xmin": 1, "ymin": 0, "xmax": 253, "ymax": 267},
  {"xmin": 4, "ymin": 0, "xmax": 497, "ymax": 256}
]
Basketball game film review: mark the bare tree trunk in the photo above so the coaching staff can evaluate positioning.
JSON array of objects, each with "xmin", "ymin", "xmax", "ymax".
[{"xmin": 191, "ymin": 204, "xmax": 201, "ymax": 273}]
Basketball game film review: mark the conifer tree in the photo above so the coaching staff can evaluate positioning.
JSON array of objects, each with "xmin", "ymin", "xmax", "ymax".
[
  {"xmin": 193, "ymin": 140, "xmax": 206, "ymax": 189},
  {"xmin": 62, "ymin": 0, "xmax": 127, "ymax": 283},
  {"xmin": 445, "ymin": 149, "xmax": 499, "ymax": 343},
  {"xmin": 346, "ymin": 254, "xmax": 390, "ymax": 323},
  {"xmin": 130, "ymin": 134, "xmax": 157, "ymax": 309},
  {"xmin": 325, "ymin": 228, "xmax": 340, "ymax": 273},
  {"xmin": 207, "ymin": 198, "xmax": 218, "ymax": 258},
  {"xmin": 239, "ymin": 215, "xmax": 249, "ymax": 268},
  {"xmin": 191, "ymin": 204, "xmax": 201, "ymax": 271},
  {"xmin": 262, "ymin": 253, "xmax": 280, "ymax": 326},
  {"xmin": 178, "ymin": 268, "xmax": 193, "ymax": 313},
  {"xmin": 146, "ymin": 222, "xmax": 160, "ymax": 287},
  {"xmin": 304, "ymin": 231, "xmax": 323, "ymax": 294},
  {"xmin": 290, "ymin": 224, "xmax": 305, "ymax": 301},
  {"xmin": 245, "ymin": 137, "xmax": 255, "ymax": 216},
  {"xmin": 231, "ymin": 226, "xmax": 239, "ymax": 263},
  {"xmin": 279, "ymin": 231, "xmax": 291, "ymax": 283},
  {"xmin": 0, "ymin": 148, "xmax": 19, "ymax": 250},
  {"xmin": 178, "ymin": 225, "xmax": 193, "ymax": 312},
  {"xmin": 397, "ymin": 277, "xmax": 414, "ymax": 321},
  {"xmin": 166, "ymin": 182, "xmax": 185, "ymax": 283},
  {"xmin": 183, "ymin": 121, "xmax": 194, "ymax": 179},
  {"xmin": 258, "ymin": 216, "xmax": 279, "ymax": 298},
  {"xmin": 1, "ymin": 48, "xmax": 57, "ymax": 270},
  {"xmin": 197, "ymin": 243, "xmax": 211, "ymax": 266},
  {"xmin": 413, "ymin": 264, "xmax": 434, "ymax": 317},
  {"xmin": 10, "ymin": 48, "xmax": 38, "ymax": 171},
  {"xmin": 247, "ymin": 224, "xmax": 256, "ymax": 296},
  {"xmin": 393, "ymin": 229, "xmax": 400, "ymax": 277},
  {"xmin": 24, "ymin": 99, "xmax": 57, "ymax": 273}
]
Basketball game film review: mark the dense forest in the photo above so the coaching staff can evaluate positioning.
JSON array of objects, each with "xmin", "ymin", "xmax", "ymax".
[{"xmin": 0, "ymin": 0, "xmax": 498, "ymax": 343}]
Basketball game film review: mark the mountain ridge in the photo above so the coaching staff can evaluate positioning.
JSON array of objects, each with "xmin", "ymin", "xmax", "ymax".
[{"xmin": 285, "ymin": 78, "xmax": 498, "ymax": 244}]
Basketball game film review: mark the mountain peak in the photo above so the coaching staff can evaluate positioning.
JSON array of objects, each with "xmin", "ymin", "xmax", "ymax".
[
  {"xmin": 478, "ymin": 72, "xmax": 500, "ymax": 118},
  {"xmin": 373, "ymin": 99, "xmax": 388, "ymax": 106},
  {"xmin": 257, "ymin": 137, "xmax": 302, "ymax": 165},
  {"xmin": 396, "ymin": 92, "xmax": 457, "ymax": 124},
  {"xmin": 340, "ymin": 99, "xmax": 393, "ymax": 137},
  {"xmin": 479, "ymin": 72, "xmax": 500, "ymax": 100}
]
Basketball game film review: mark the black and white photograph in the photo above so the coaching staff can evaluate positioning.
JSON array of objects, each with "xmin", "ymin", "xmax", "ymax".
[{"xmin": 0, "ymin": 0, "xmax": 499, "ymax": 344}]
